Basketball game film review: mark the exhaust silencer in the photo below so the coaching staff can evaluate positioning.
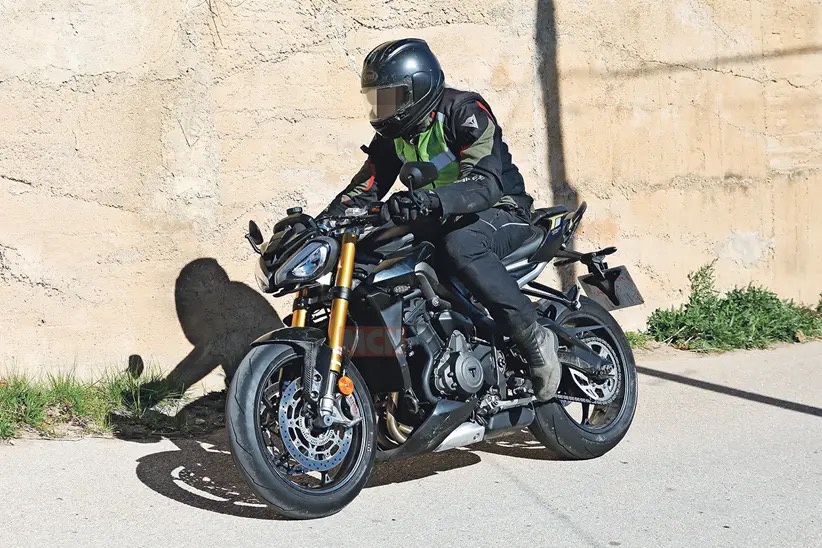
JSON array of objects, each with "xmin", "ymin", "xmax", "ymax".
[
  {"xmin": 433, "ymin": 405, "xmax": 536, "ymax": 452},
  {"xmin": 433, "ymin": 422, "xmax": 485, "ymax": 452}
]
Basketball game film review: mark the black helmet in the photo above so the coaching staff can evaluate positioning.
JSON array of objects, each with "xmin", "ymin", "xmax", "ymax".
[{"xmin": 361, "ymin": 38, "xmax": 445, "ymax": 140}]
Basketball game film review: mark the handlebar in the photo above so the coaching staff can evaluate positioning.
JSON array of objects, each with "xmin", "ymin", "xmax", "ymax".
[
  {"xmin": 318, "ymin": 203, "xmax": 387, "ymax": 233},
  {"xmin": 324, "ymin": 214, "xmax": 385, "ymax": 228}
]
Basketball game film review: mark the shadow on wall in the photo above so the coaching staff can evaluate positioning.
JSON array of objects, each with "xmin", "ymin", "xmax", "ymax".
[
  {"xmin": 128, "ymin": 258, "xmax": 283, "ymax": 396},
  {"xmin": 536, "ymin": 0, "xmax": 579, "ymax": 290},
  {"xmin": 572, "ymin": 44, "xmax": 822, "ymax": 79}
]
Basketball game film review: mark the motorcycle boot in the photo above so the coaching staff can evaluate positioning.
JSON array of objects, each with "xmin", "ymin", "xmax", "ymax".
[{"xmin": 512, "ymin": 321, "xmax": 562, "ymax": 401}]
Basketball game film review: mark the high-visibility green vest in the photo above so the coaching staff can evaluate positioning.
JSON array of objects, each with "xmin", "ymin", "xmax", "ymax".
[{"xmin": 394, "ymin": 113, "xmax": 460, "ymax": 189}]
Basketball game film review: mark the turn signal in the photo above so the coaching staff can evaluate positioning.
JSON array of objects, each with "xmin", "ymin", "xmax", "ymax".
[{"xmin": 337, "ymin": 376, "xmax": 355, "ymax": 395}]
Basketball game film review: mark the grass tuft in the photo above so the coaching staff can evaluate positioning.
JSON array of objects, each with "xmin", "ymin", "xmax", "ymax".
[
  {"xmin": 648, "ymin": 262, "xmax": 822, "ymax": 352},
  {"xmin": 0, "ymin": 368, "xmax": 185, "ymax": 440},
  {"xmin": 625, "ymin": 330, "xmax": 653, "ymax": 350},
  {"xmin": 0, "ymin": 374, "xmax": 47, "ymax": 435}
]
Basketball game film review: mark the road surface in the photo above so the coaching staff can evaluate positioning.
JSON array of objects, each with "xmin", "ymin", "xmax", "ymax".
[{"xmin": 2, "ymin": 342, "xmax": 821, "ymax": 547}]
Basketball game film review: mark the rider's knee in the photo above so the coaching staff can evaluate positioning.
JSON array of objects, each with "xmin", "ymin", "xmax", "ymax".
[{"xmin": 441, "ymin": 229, "xmax": 487, "ymax": 270}]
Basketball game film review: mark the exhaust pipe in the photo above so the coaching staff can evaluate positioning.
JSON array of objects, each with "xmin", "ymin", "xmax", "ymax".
[{"xmin": 385, "ymin": 392, "xmax": 413, "ymax": 444}]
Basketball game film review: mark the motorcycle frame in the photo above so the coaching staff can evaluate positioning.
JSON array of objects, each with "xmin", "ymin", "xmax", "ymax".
[{"xmin": 251, "ymin": 223, "xmax": 612, "ymax": 459}]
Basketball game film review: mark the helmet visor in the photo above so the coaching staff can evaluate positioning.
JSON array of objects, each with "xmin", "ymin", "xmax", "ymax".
[{"xmin": 363, "ymin": 85, "xmax": 411, "ymax": 122}]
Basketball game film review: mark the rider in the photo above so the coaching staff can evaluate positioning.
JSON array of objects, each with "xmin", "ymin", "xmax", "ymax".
[{"xmin": 323, "ymin": 38, "xmax": 561, "ymax": 401}]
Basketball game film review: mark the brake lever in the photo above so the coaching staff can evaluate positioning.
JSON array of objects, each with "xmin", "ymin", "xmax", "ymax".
[
  {"xmin": 400, "ymin": 178, "xmax": 430, "ymax": 216},
  {"xmin": 412, "ymin": 191, "xmax": 434, "ymax": 217}
]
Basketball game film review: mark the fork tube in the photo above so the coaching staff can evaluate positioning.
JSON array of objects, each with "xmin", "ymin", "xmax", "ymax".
[
  {"xmin": 318, "ymin": 231, "xmax": 357, "ymax": 424},
  {"xmin": 327, "ymin": 232, "xmax": 357, "ymax": 372},
  {"xmin": 291, "ymin": 289, "xmax": 308, "ymax": 327}
]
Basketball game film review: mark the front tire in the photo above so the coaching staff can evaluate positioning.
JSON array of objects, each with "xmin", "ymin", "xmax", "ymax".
[
  {"xmin": 529, "ymin": 296, "xmax": 638, "ymax": 459},
  {"xmin": 226, "ymin": 344, "xmax": 376, "ymax": 519}
]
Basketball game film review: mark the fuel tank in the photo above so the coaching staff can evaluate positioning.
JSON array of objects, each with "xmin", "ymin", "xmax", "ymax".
[{"xmin": 365, "ymin": 242, "xmax": 435, "ymax": 287}]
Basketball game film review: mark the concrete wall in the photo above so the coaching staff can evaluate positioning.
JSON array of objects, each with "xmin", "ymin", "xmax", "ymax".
[{"xmin": 1, "ymin": 0, "xmax": 820, "ymax": 378}]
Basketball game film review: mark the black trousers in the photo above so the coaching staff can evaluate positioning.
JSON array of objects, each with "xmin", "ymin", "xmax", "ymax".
[{"xmin": 435, "ymin": 207, "xmax": 539, "ymax": 335}]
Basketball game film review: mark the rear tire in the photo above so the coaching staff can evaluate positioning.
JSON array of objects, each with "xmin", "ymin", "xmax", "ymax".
[
  {"xmin": 529, "ymin": 296, "xmax": 638, "ymax": 459},
  {"xmin": 227, "ymin": 344, "xmax": 376, "ymax": 519}
]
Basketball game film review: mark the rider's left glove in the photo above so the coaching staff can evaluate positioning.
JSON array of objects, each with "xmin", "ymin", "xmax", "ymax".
[{"xmin": 383, "ymin": 190, "xmax": 442, "ymax": 225}]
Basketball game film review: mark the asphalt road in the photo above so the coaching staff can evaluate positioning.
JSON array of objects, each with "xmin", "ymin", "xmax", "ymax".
[{"xmin": 2, "ymin": 342, "xmax": 821, "ymax": 547}]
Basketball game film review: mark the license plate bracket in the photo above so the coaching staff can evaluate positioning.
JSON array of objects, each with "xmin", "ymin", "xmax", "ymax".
[{"xmin": 578, "ymin": 266, "xmax": 644, "ymax": 311}]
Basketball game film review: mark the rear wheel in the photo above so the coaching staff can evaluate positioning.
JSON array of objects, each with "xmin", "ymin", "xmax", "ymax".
[
  {"xmin": 529, "ymin": 296, "xmax": 638, "ymax": 459},
  {"xmin": 227, "ymin": 344, "xmax": 376, "ymax": 519}
]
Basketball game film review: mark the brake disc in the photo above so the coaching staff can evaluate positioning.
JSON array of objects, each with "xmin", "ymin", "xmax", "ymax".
[{"xmin": 278, "ymin": 380, "xmax": 352, "ymax": 472}]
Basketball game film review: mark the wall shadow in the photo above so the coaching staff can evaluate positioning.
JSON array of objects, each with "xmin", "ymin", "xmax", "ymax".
[
  {"xmin": 536, "ymin": 0, "xmax": 579, "ymax": 290},
  {"xmin": 572, "ymin": 44, "xmax": 822, "ymax": 79},
  {"xmin": 127, "ymin": 258, "xmax": 283, "ymax": 404}
]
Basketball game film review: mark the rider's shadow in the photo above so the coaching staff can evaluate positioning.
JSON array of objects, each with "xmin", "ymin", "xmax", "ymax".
[{"xmin": 128, "ymin": 258, "xmax": 283, "ymax": 400}]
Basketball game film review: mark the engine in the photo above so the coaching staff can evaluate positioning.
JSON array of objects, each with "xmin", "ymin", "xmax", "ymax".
[
  {"xmin": 403, "ymin": 295, "xmax": 500, "ymax": 399},
  {"xmin": 433, "ymin": 331, "xmax": 484, "ymax": 397}
]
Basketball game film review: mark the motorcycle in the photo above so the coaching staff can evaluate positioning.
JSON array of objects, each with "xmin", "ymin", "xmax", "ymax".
[{"xmin": 226, "ymin": 161, "xmax": 643, "ymax": 519}]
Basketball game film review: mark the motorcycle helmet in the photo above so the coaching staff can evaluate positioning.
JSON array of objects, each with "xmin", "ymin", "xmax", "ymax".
[{"xmin": 361, "ymin": 38, "xmax": 446, "ymax": 139}]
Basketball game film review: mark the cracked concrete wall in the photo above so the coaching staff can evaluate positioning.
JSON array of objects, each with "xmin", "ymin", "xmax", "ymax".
[{"xmin": 1, "ymin": 0, "xmax": 820, "ymax": 376}]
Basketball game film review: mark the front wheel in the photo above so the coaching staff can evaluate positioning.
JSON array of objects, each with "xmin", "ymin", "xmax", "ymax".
[
  {"xmin": 226, "ymin": 344, "xmax": 376, "ymax": 519},
  {"xmin": 529, "ymin": 296, "xmax": 638, "ymax": 459}
]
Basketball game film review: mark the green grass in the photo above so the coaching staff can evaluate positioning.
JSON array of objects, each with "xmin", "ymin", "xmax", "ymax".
[
  {"xmin": 0, "ymin": 368, "xmax": 184, "ymax": 440},
  {"xmin": 647, "ymin": 262, "xmax": 822, "ymax": 352},
  {"xmin": 625, "ymin": 330, "xmax": 654, "ymax": 350}
]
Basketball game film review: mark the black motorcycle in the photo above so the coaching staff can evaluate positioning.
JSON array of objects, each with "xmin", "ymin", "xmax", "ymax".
[{"xmin": 227, "ymin": 162, "xmax": 643, "ymax": 519}]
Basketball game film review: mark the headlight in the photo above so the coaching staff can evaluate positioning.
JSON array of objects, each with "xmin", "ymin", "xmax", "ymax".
[
  {"xmin": 274, "ymin": 239, "xmax": 336, "ymax": 286},
  {"xmin": 290, "ymin": 243, "xmax": 329, "ymax": 279}
]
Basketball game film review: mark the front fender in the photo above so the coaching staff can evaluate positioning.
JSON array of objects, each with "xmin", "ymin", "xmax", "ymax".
[
  {"xmin": 251, "ymin": 326, "xmax": 331, "ymax": 404},
  {"xmin": 251, "ymin": 326, "xmax": 327, "ymax": 347}
]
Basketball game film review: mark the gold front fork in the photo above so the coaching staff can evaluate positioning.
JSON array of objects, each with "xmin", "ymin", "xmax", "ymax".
[
  {"xmin": 316, "ymin": 231, "xmax": 358, "ymax": 425},
  {"xmin": 327, "ymin": 232, "xmax": 358, "ymax": 373}
]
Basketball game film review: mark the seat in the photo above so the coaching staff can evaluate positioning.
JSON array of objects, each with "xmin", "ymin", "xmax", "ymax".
[
  {"xmin": 530, "ymin": 205, "xmax": 569, "ymax": 226},
  {"xmin": 501, "ymin": 226, "xmax": 548, "ymax": 266}
]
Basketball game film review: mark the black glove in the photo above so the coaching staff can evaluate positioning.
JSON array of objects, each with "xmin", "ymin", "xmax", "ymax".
[{"xmin": 383, "ymin": 190, "xmax": 442, "ymax": 224}]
